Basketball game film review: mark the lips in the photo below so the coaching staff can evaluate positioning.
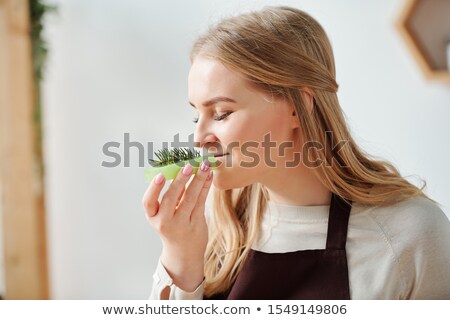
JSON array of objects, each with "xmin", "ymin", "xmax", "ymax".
[{"xmin": 213, "ymin": 153, "xmax": 229, "ymax": 157}]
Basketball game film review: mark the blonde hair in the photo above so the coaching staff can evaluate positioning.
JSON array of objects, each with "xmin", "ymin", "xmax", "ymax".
[{"xmin": 190, "ymin": 6, "xmax": 434, "ymax": 297}]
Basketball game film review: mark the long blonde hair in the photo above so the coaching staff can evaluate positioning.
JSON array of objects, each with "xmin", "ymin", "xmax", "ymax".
[{"xmin": 190, "ymin": 6, "xmax": 434, "ymax": 297}]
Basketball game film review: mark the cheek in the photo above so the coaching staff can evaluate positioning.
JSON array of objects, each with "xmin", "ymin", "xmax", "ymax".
[
  {"xmin": 248, "ymin": 114, "xmax": 292, "ymax": 153},
  {"xmin": 212, "ymin": 107, "xmax": 296, "ymax": 189},
  {"xmin": 228, "ymin": 113, "xmax": 278, "ymax": 144},
  {"xmin": 226, "ymin": 120, "xmax": 261, "ymax": 163},
  {"xmin": 220, "ymin": 112, "xmax": 291, "ymax": 169},
  {"xmin": 219, "ymin": 115, "xmax": 255, "ymax": 152}
]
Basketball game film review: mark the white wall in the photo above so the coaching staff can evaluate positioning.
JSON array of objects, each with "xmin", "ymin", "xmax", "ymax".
[{"xmin": 42, "ymin": 0, "xmax": 450, "ymax": 299}]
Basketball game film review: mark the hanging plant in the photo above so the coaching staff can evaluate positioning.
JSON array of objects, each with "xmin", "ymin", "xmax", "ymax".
[{"xmin": 28, "ymin": 0, "xmax": 56, "ymax": 178}]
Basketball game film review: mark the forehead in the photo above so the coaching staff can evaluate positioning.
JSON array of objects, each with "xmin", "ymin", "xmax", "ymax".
[{"xmin": 188, "ymin": 56, "xmax": 250, "ymax": 101}]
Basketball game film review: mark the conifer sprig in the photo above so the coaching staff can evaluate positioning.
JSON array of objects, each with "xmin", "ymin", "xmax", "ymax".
[{"xmin": 148, "ymin": 148, "xmax": 200, "ymax": 167}]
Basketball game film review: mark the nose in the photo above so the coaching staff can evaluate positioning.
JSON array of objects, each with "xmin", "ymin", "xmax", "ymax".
[
  {"xmin": 194, "ymin": 125, "xmax": 221, "ymax": 154},
  {"xmin": 194, "ymin": 131, "xmax": 217, "ymax": 148}
]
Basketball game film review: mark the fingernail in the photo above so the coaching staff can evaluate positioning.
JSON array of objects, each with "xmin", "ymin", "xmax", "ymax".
[
  {"xmin": 154, "ymin": 173, "xmax": 165, "ymax": 185},
  {"xmin": 206, "ymin": 170, "xmax": 213, "ymax": 181},
  {"xmin": 200, "ymin": 160, "xmax": 210, "ymax": 172},
  {"xmin": 182, "ymin": 163, "xmax": 193, "ymax": 176}
]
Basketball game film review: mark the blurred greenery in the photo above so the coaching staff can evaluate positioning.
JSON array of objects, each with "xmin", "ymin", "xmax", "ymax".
[{"xmin": 29, "ymin": 0, "xmax": 56, "ymax": 178}]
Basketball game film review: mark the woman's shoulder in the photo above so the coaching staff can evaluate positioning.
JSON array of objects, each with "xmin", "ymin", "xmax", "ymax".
[
  {"xmin": 353, "ymin": 195, "xmax": 449, "ymax": 235},
  {"xmin": 350, "ymin": 195, "xmax": 450, "ymax": 262},
  {"xmin": 351, "ymin": 196, "xmax": 450, "ymax": 298}
]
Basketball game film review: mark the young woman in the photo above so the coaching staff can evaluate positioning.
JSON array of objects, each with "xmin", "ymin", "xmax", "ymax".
[{"xmin": 144, "ymin": 6, "xmax": 450, "ymax": 299}]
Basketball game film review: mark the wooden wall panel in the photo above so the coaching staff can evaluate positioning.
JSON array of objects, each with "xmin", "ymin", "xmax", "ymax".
[{"xmin": 0, "ymin": 0, "xmax": 49, "ymax": 299}]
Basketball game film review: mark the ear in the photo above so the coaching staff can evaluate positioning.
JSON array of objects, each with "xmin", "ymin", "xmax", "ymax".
[
  {"xmin": 290, "ymin": 102, "xmax": 300, "ymax": 129},
  {"xmin": 300, "ymin": 87, "xmax": 314, "ymax": 113},
  {"xmin": 290, "ymin": 87, "xmax": 314, "ymax": 129}
]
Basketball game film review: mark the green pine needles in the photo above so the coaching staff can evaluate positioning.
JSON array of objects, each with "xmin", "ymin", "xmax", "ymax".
[
  {"xmin": 144, "ymin": 147, "xmax": 219, "ymax": 182},
  {"xmin": 148, "ymin": 147, "xmax": 201, "ymax": 167}
]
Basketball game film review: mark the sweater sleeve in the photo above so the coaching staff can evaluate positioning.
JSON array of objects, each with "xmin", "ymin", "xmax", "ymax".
[
  {"xmin": 149, "ymin": 257, "xmax": 205, "ymax": 300},
  {"xmin": 393, "ymin": 199, "xmax": 450, "ymax": 299}
]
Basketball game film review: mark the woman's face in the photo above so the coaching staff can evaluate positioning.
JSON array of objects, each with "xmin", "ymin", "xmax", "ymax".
[{"xmin": 188, "ymin": 56, "xmax": 300, "ymax": 190}]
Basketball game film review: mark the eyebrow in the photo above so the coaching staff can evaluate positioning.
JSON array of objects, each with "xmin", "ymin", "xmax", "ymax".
[{"xmin": 189, "ymin": 96, "xmax": 237, "ymax": 108}]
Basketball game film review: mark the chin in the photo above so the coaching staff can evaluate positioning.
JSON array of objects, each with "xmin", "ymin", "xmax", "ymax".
[
  {"xmin": 212, "ymin": 172, "xmax": 254, "ymax": 190},
  {"xmin": 212, "ymin": 179, "xmax": 232, "ymax": 190}
]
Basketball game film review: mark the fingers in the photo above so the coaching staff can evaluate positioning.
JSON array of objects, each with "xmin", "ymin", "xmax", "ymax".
[
  {"xmin": 142, "ymin": 172, "xmax": 166, "ymax": 218},
  {"xmin": 176, "ymin": 185, "xmax": 186, "ymax": 207},
  {"xmin": 159, "ymin": 163, "xmax": 196, "ymax": 215},
  {"xmin": 191, "ymin": 170, "xmax": 213, "ymax": 222},
  {"xmin": 176, "ymin": 160, "xmax": 212, "ymax": 215}
]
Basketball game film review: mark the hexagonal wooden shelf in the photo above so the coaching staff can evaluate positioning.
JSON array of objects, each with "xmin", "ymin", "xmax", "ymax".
[{"xmin": 396, "ymin": 0, "xmax": 450, "ymax": 85}]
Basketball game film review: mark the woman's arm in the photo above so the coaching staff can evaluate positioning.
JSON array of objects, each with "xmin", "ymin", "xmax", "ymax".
[
  {"xmin": 143, "ymin": 161, "xmax": 212, "ymax": 300},
  {"xmin": 149, "ymin": 257, "xmax": 205, "ymax": 300}
]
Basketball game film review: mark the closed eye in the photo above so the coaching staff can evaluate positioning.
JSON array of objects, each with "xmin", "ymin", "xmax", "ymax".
[{"xmin": 192, "ymin": 112, "xmax": 232, "ymax": 123}]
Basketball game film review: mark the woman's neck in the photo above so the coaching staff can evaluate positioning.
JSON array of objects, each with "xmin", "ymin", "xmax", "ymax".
[{"xmin": 259, "ymin": 164, "xmax": 331, "ymax": 207}]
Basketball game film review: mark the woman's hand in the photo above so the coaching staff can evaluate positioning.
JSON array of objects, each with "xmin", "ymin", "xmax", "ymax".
[{"xmin": 143, "ymin": 160, "xmax": 213, "ymax": 292}]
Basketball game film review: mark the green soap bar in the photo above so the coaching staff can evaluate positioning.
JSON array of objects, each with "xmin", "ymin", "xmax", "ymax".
[{"xmin": 144, "ymin": 156, "xmax": 218, "ymax": 182}]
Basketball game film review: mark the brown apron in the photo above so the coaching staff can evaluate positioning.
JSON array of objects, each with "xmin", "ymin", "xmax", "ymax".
[{"xmin": 204, "ymin": 193, "xmax": 352, "ymax": 300}]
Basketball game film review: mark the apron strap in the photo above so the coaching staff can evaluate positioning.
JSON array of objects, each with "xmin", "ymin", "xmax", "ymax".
[{"xmin": 325, "ymin": 192, "xmax": 352, "ymax": 250}]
